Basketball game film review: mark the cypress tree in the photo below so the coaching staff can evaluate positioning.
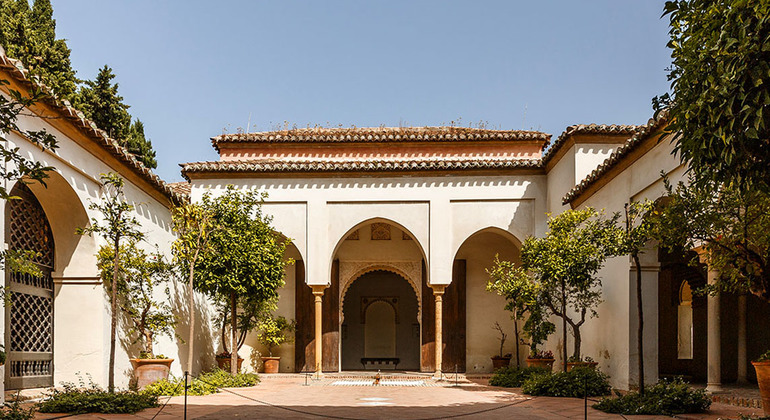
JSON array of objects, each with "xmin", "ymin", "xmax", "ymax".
[
  {"xmin": 126, "ymin": 119, "xmax": 157, "ymax": 169},
  {"xmin": 0, "ymin": 0, "xmax": 78, "ymax": 100},
  {"xmin": 75, "ymin": 65, "xmax": 131, "ymax": 141}
]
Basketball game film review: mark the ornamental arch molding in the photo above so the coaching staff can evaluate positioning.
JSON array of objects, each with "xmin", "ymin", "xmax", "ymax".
[{"xmin": 339, "ymin": 261, "xmax": 422, "ymax": 323}]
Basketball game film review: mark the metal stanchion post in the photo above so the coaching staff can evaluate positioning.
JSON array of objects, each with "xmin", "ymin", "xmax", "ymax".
[
  {"xmin": 184, "ymin": 371, "xmax": 189, "ymax": 420},
  {"xmin": 584, "ymin": 373, "xmax": 587, "ymax": 420},
  {"xmin": 455, "ymin": 364, "xmax": 458, "ymax": 387}
]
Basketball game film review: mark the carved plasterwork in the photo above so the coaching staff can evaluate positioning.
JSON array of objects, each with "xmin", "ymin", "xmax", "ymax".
[
  {"xmin": 339, "ymin": 260, "xmax": 422, "ymax": 323},
  {"xmin": 370, "ymin": 223, "xmax": 391, "ymax": 240},
  {"xmin": 346, "ymin": 229, "xmax": 360, "ymax": 240}
]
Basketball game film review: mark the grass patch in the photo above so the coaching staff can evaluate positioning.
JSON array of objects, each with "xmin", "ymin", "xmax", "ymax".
[
  {"xmin": 521, "ymin": 366, "xmax": 611, "ymax": 397},
  {"xmin": 593, "ymin": 378, "xmax": 711, "ymax": 415},
  {"xmin": 142, "ymin": 369, "xmax": 259, "ymax": 397},
  {"xmin": 489, "ymin": 366, "xmax": 550, "ymax": 388}
]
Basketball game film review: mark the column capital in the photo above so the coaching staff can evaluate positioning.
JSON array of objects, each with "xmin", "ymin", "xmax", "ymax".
[
  {"xmin": 430, "ymin": 284, "xmax": 446, "ymax": 295},
  {"xmin": 311, "ymin": 284, "xmax": 328, "ymax": 296}
]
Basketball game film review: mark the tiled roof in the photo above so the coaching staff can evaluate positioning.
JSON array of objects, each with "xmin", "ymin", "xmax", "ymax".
[
  {"xmin": 167, "ymin": 181, "xmax": 191, "ymax": 197},
  {"xmin": 211, "ymin": 126, "xmax": 550, "ymax": 151},
  {"xmin": 0, "ymin": 53, "xmax": 187, "ymax": 205},
  {"xmin": 562, "ymin": 113, "xmax": 669, "ymax": 205},
  {"xmin": 181, "ymin": 157, "xmax": 543, "ymax": 179},
  {"xmin": 542, "ymin": 124, "xmax": 643, "ymax": 165}
]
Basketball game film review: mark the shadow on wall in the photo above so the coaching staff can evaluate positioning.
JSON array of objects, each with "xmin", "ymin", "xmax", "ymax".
[{"xmin": 172, "ymin": 281, "xmax": 216, "ymax": 376}]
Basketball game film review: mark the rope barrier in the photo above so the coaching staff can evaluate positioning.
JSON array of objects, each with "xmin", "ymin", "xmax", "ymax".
[
  {"xmin": 193, "ymin": 376, "xmax": 533, "ymax": 420},
  {"xmin": 150, "ymin": 378, "xmax": 184, "ymax": 420}
]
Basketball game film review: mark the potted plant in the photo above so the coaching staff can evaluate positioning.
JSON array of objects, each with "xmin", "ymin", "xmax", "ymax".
[
  {"xmin": 490, "ymin": 321, "xmax": 512, "ymax": 370},
  {"xmin": 214, "ymin": 295, "xmax": 276, "ymax": 372},
  {"xmin": 523, "ymin": 304, "xmax": 556, "ymax": 370},
  {"xmin": 216, "ymin": 350, "xmax": 244, "ymax": 371},
  {"xmin": 97, "ymin": 243, "xmax": 176, "ymax": 389},
  {"xmin": 526, "ymin": 350, "xmax": 555, "ymax": 369},
  {"xmin": 753, "ymin": 350, "xmax": 770, "ymax": 416},
  {"xmin": 566, "ymin": 355, "xmax": 598, "ymax": 372},
  {"xmin": 257, "ymin": 315, "xmax": 296, "ymax": 373}
]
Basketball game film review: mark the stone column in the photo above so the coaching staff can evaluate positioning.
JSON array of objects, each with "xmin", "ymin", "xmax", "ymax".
[
  {"xmin": 737, "ymin": 294, "xmax": 748, "ymax": 384},
  {"xmin": 432, "ymin": 285, "xmax": 445, "ymax": 378},
  {"xmin": 312, "ymin": 285, "xmax": 326, "ymax": 377},
  {"xmin": 705, "ymin": 267, "xmax": 722, "ymax": 392}
]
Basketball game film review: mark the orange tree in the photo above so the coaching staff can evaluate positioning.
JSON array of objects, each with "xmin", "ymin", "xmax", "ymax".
[{"xmin": 193, "ymin": 186, "xmax": 289, "ymax": 375}]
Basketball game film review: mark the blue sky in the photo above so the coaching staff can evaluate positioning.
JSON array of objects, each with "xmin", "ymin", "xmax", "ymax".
[{"xmin": 50, "ymin": 1, "xmax": 671, "ymax": 182}]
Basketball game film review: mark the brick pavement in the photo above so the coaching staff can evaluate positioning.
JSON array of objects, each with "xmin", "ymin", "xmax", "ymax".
[{"xmin": 33, "ymin": 377, "xmax": 768, "ymax": 419}]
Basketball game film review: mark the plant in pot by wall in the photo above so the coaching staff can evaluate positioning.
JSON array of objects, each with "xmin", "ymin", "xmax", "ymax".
[
  {"xmin": 97, "ymin": 242, "xmax": 176, "ymax": 389},
  {"xmin": 257, "ymin": 315, "xmax": 296, "ymax": 373},
  {"xmin": 753, "ymin": 350, "xmax": 770, "ymax": 416},
  {"xmin": 523, "ymin": 303, "xmax": 556, "ymax": 370},
  {"xmin": 566, "ymin": 355, "xmax": 598, "ymax": 372},
  {"xmin": 490, "ymin": 321, "xmax": 511, "ymax": 370}
]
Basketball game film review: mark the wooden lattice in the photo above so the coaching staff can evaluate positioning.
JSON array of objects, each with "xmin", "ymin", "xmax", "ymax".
[{"xmin": 6, "ymin": 183, "xmax": 54, "ymax": 388}]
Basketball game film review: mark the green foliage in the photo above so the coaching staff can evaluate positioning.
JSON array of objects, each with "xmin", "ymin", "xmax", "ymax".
[
  {"xmin": 37, "ymin": 382, "xmax": 158, "ymax": 414},
  {"xmin": 141, "ymin": 369, "xmax": 259, "ymax": 397},
  {"xmin": 194, "ymin": 186, "xmax": 289, "ymax": 373},
  {"xmin": 194, "ymin": 186, "xmax": 289, "ymax": 301},
  {"xmin": 126, "ymin": 120, "xmax": 157, "ymax": 169},
  {"xmin": 653, "ymin": 175, "xmax": 770, "ymax": 302},
  {"xmin": 487, "ymin": 255, "xmax": 554, "ymax": 357},
  {"xmin": 655, "ymin": 1, "xmax": 770, "ymax": 191},
  {"xmin": 78, "ymin": 172, "xmax": 145, "ymax": 392},
  {"xmin": 0, "ymin": 80, "xmax": 58, "ymax": 200},
  {"xmin": 96, "ymin": 242, "xmax": 175, "ymax": 357},
  {"xmin": 521, "ymin": 366, "xmax": 611, "ymax": 397},
  {"xmin": 0, "ymin": 394, "xmax": 35, "ymax": 420},
  {"xmin": 488, "ymin": 366, "xmax": 550, "ymax": 388},
  {"xmin": 593, "ymin": 378, "xmax": 710, "ymax": 415},
  {"xmin": 0, "ymin": 0, "xmax": 78, "ymax": 100},
  {"xmin": 74, "ymin": 65, "xmax": 131, "ymax": 140},
  {"xmin": 757, "ymin": 350, "xmax": 770, "ymax": 362},
  {"xmin": 520, "ymin": 208, "xmax": 624, "ymax": 361},
  {"xmin": 257, "ymin": 315, "xmax": 295, "ymax": 356}
]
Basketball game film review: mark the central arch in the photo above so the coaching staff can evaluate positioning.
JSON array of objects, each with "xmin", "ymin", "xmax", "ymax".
[{"xmin": 341, "ymin": 270, "xmax": 420, "ymax": 370}]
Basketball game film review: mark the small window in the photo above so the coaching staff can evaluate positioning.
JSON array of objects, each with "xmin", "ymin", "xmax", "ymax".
[{"xmin": 677, "ymin": 281, "xmax": 693, "ymax": 359}]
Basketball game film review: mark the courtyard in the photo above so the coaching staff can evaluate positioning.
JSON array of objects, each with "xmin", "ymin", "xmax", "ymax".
[{"xmin": 31, "ymin": 375, "xmax": 767, "ymax": 420}]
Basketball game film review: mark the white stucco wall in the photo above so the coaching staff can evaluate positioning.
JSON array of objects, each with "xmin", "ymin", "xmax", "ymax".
[{"xmin": 574, "ymin": 133, "xmax": 686, "ymax": 389}]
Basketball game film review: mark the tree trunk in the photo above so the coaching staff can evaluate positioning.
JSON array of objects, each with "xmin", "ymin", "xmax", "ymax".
[
  {"xmin": 109, "ymin": 235, "xmax": 120, "ymax": 393},
  {"xmin": 145, "ymin": 330, "xmax": 154, "ymax": 357},
  {"xmin": 513, "ymin": 309, "xmax": 520, "ymax": 368},
  {"xmin": 187, "ymin": 258, "xmax": 196, "ymax": 376},
  {"xmin": 230, "ymin": 292, "xmax": 237, "ymax": 376},
  {"xmin": 572, "ymin": 325, "xmax": 581, "ymax": 361},
  {"xmin": 561, "ymin": 279, "xmax": 567, "ymax": 372},
  {"xmin": 634, "ymin": 252, "xmax": 645, "ymax": 395}
]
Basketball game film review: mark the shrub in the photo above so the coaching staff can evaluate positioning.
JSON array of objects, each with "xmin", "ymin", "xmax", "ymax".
[
  {"xmin": 521, "ymin": 366, "xmax": 611, "ymax": 397},
  {"xmin": 757, "ymin": 350, "xmax": 770, "ymax": 362},
  {"xmin": 593, "ymin": 378, "xmax": 711, "ymax": 415},
  {"xmin": 489, "ymin": 366, "xmax": 550, "ymax": 388},
  {"xmin": 142, "ymin": 369, "xmax": 259, "ymax": 397},
  {"xmin": 0, "ymin": 395, "xmax": 35, "ymax": 420},
  {"xmin": 37, "ymin": 382, "xmax": 158, "ymax": 414}
]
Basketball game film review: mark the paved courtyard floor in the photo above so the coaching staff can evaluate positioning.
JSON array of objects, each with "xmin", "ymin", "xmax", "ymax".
[{"xmin": 34, "ymin": 376, "xmax": 767, "ymax": 420}]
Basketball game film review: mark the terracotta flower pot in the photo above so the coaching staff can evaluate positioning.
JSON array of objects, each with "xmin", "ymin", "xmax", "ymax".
[
  {"xmin": 216, "ymin": 356, "xmax": 244, "ymax": 371},
  {"xmin": 130, "ymin": 358, "xmax": 173, "ymax": 389},
  {"xmin": 526, "ymin": 358, "xmax": 555, "ymax": 370},
  {"xmin": 491, "ymin": 356, "xmax": 511, "ymax": 370},
  {"xmin": 567, "ymin": 361, "xmax": 598, "ymax": 372},
  {"xmin": 752, "ymin": 360, "xmax": 770, "ymax": 416},
  {"xmin": 261, "ymin": 356, "xmax": 281, "ymax": 373}
]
